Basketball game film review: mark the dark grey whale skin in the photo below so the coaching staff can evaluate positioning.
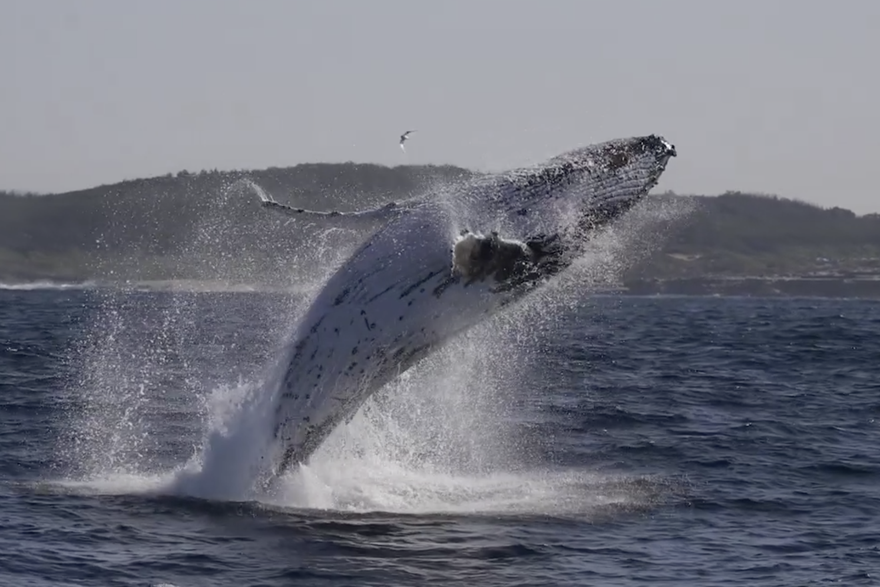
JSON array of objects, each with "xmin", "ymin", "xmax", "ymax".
[{"xmin": 255, "ymin": 135, "xmax": 677, "ymax": 487}]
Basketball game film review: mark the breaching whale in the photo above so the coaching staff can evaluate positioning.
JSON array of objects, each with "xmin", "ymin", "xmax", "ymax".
[{"xmin": 252, "ymin": 134, "xmax": 677, "ymax": 489}]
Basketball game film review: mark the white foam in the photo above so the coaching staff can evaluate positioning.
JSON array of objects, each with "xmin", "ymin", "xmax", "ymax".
[
  {"xmin": 50, "ymin": 472, "xmax": 178, "ymax": 496},
  {"xmin": 272, "ymin": 459, "xmax": 634, "ymax": 516},
  {"xmin": 0, "ymin": 280, "xmax": 97, "ymax": 291}
]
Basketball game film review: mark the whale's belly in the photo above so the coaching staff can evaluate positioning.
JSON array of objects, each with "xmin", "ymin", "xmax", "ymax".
[{"xmin": 266, "ymin": 206, "xmax": 517, "ymax": 475}]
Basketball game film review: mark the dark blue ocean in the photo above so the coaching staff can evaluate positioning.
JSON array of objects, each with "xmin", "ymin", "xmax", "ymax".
[{"xmin": 1, "ymin": 286, "xmax": 878, "ymax": 586}]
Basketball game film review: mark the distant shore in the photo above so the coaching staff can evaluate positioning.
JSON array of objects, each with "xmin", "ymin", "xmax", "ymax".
[
  {"xmin": 3, "ymin": 166, "xmax": 880, "ymax": 304},
  {"xmin": 4, "ymin": 276, "xmax": 880, "ymax": 299},
  {"xmin": 622, "ymin": 276, "xmax": 880, "ymax": 299}
]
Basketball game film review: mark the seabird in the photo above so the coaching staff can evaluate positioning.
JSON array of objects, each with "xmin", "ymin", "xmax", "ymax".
[{"xmin": 399, "ymin": 129, "xmax": 416, "ymax": 151}]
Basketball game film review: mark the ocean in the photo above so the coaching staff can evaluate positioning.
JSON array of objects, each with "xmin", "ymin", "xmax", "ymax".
[{"xmin": 0, "ymin": 286, "xmax": 877, "ymax": 586}]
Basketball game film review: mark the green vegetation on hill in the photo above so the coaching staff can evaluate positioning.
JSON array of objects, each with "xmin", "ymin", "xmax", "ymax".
[
  {"xmin": 630, "ymin": 191, "xmax": 880, "ymax": 280},
  {"xmin": 1, "ymin": 163, "xmax": 878, "ymax": 288}
]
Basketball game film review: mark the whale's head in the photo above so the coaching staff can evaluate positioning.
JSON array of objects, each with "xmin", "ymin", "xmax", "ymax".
[
  {"xmin": 451, "ymin": 135, "xmax": 677, "ymax": 291},
  {"xmin": 491, "ymin": 134, "xmax": 677, "ymax": 238}
]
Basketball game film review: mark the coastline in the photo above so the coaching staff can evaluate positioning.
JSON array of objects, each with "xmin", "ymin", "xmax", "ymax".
[
  {"xmin": 622, "ymin": 276, "xmax": 880, "ymax": 299},
  {"xmin": 4, "ymin": 275, "xmax": 880, "ymax": 299}
]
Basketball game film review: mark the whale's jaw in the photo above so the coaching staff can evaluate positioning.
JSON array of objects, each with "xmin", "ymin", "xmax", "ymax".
[{"xmin": 255, "ymin": 135, "xmax": 677, "ymax": 487}]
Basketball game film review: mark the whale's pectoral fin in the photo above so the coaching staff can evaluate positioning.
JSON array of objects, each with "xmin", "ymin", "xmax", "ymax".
[{"xmin": 255, "ymin": 190, "xmax": 404, "ymax": 224}]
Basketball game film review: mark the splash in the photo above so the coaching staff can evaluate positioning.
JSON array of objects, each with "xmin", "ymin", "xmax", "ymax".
[
  {"xmin": 58, "ymin": 177, "xmax": 365, "ymax": 484},
  {"xmin": 57, "ymin": 173, "xmax": 694, "ymax": 517},
  {"xmin": 256, "ymin": 193, "xmax": 696, "ymax": 514}
]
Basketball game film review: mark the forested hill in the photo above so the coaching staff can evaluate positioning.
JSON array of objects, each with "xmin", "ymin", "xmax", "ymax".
[
  {"xmin": 0, "ymin": 163, "xmax": 475, "ymax": 285},
  {"xmin": 0, "ymin": 162, "xmax": 878, "ymax": 287},
  {"xmin": 0, "ymin": 163, "xmax": 473, "ymax": 256},
  {"xmin": 638, "ymin": 191, "xmax": 880, "ymax": 280}
]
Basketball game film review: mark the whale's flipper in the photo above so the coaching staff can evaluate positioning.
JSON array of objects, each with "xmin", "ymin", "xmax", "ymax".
[
  {"xmin": 258, "ymin": 193, "xmax": 403, "ymax": 224},
  {"xmin": 233, "ymin": 177, "xmax": 404, "ymax": 226}
]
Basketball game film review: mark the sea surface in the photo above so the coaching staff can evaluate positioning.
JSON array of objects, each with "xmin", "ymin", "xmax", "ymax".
[{"xmin": 1, "ymin": 286, "xmax": 878, "ymax": 586}]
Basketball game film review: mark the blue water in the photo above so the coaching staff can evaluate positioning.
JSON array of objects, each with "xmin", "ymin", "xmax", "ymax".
[{"xmin": 1, "ymin": 287, "xmax": 878, "ymax": 586}]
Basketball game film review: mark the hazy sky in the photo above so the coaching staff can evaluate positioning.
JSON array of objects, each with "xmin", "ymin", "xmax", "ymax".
[{"xmin": 1, "ymin": 0, "xmax": 878, "ymax": 213}]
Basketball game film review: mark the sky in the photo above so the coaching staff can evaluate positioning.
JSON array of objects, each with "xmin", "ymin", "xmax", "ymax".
[{"xmin": 1, "ymin": 0, "xmax": 878, "ymax": 213}]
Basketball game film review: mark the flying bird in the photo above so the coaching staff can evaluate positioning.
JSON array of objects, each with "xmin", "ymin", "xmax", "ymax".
[{"xmin": 399, "ymin": 130, "xmax": 417, "ymax": 151}]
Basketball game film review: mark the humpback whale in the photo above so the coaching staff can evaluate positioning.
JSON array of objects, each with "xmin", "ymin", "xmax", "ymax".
[{"xmin": 252, "ymin": 134, "xmax": 677, "ymax": 490}]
